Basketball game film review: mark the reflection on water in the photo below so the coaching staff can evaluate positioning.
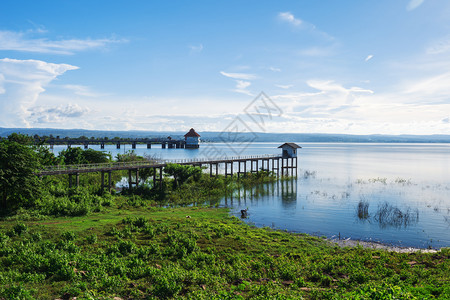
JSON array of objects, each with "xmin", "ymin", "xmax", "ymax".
[
  {"xmin": 223, "ymin": 173, "xmax": 450, "ymax": 249},
  {"xmin": 220, "ymin": 143, "xmax": 450, "ymax": 249},
  {"xmin": 357, "ymin": 199, "xmax": 369, "ymax": 220},
  {"xmin": 356, "ymin": 200, "xmax": 420, "ymax": 228},
  {"xmin": 223, "ymin": 178, "xmax": 298, "ymax": 209},
  {"xmin": 374, "ymin": 202, "xmax": 419, "ymax": 229},
  {"xmin": 280, "ymin": 179, "xmax": 297, "ymax": 209}
]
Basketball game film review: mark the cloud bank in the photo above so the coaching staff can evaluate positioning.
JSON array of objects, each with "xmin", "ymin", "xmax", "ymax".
[{"xmin": 0, "ymin": 58, "xmax": 78, "ymax": 127}]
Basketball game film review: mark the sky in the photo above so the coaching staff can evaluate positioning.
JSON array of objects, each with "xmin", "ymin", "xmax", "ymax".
[{"xmin": 1, "ymin": 0, "xmax": 450, "ymax": 135}]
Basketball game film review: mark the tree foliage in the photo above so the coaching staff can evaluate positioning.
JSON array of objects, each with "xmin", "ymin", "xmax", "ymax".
[
  {"xmin": 164, "ymin": 163, "xmax": 202, "ymax": 187},
  {"xmin": 0, "ymin": 138, "xmax": 41, "ymax": 210},
  {"xmin": 59, "ymin": 147, "xmax": 111, "ymax": 165},
  {"xmin": 7, "ymin": 133, "xmax": 33, "ymax": 145},
  {"xmin": 116, "ymin": 150, "xmax": 146, "ymax": 162}
]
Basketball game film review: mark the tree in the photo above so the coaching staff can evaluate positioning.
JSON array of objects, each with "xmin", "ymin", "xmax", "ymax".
[
  {"xmin": 59, "ymin": 147, "xmax": 85, "ymax": 165},
  {"xmin": 59, "ymin": 147, "xmax": 111, "ymax": 165},
  {"xmin": 0, "ymin": 139, "xmax": 41, "ymax": 210},
  {"xmin": 82, "ymin": 149, "xmax": 111, "ymax": 163},
  {"xmin": 164, "ymin": 163, "xmax": 202, "ymax": 187},
  {"xmin": 116, "ymin": 150, "xmax": 146, "ymax": 162},
  {"xmin": 35, "ymin": 145, "xmax": 61, "ymax": 166},
  {"xmin": 7, "ymin": 133, "xmax": 33, "ymax": 145}
]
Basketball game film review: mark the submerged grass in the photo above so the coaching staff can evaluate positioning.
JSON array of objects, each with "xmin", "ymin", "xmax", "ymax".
[{"xmin": 0, "ymin": 204, "xmax": 449, "ymax": 299}]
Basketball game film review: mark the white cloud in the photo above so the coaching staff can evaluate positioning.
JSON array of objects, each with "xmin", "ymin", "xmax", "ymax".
[
  {"xmin": 365, "ymin": 54, "xmax": 374, "ymax": 61},
  {"xmin": 0, "ymin": 30, "xmax": 125, "ymax": 55},
  {"xmin": 0, "ymin": 58, "xmax": 78, "ymax": 127},
  {"xmin": 407, "ymin": 0, "xmax": 425, "ymax": 11},
  {"xmin": 278, "ymin": 12, "xmax": 335, "ymax": 43},
  {"xmin": 235, "ymin": 80, "xmax": 251, "ymax": 90},
  {"xmin": 220, "ymin": 71, "xmax": 257, "ymax": 80},
  {"xmin": 234, "ymin": 80, "xmax": 252, "ymax": 96},
  {"xmin": 29, "ymin": 104, "xmax": 90, "ymax": 123},
  {"xmin": 426, "ymin": 36, "xmax": 450, "ymax": 54},
  {"xmin": 298, "ymin": 46, "xmax": 335, "ymax": 57},
  {"xmin": 189, "ymin": 43, "xmax": 203, "ymax": 53},
  {"xmin": 402, "ymin": 71, "xmax": 450, "ymax": 100},
  {"xmin": 278, "ymin": 12, "xmax": 302, "ymax": 26},
  {"xmin": 269, "ymin": 67, "xmax": 281, "ymax": 72},
  {"xmin": 275, "ymin": 84, "xmax": 293, "ymax": 89},
  {"xmin": 220, "ymin": 71, "xmax": 256, "ymax": 95}
]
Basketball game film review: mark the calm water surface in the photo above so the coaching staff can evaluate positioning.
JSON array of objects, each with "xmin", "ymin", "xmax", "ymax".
[{"xmin": 52, "ymin": 142, "xmax": 450, "ymax": 249}]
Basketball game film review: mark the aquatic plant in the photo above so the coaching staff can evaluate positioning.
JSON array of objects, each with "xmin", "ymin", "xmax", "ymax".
[
  {"xmin": 357, "ymin": 198, "xmax": 370, "ymax": 220},
  {"xmin": 374, "ymin": 202, "xmax": 419, "ymax": 228},
  {"xmin": 302, "ymin": 170, "xmax": 316, "ymax": 179}
]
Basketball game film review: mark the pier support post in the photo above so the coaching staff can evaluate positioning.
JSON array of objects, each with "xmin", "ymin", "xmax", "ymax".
[
  {"xmin": 132, "ymin": 142, "xmax": 136, "ymax": 149},
  {"xmin": 101, "ymin": 142, "xmax": 105, "ymax": 149},
  {"xmin": 108, "ymin": 171, "xmax": 112, "ymax": 193},
  {"xmin": 147, "ymin": 143, "xmax": 151, "ymax": 149},
  {"xmin": 128, "ymin": 170, "xmax": 132, "ymax": 190},
  {"xmin": 116, "ymin": 142, "xmax": 120, "ymax": 149}
]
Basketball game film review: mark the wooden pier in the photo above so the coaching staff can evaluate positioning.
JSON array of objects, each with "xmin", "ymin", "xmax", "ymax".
[
  {"xmin": 37, "ymin": 154, "xmax": 298, "ymax": 191},
  {"xmin": 43, "ymin": 138, "xmax": 188, "ymax": 150}
]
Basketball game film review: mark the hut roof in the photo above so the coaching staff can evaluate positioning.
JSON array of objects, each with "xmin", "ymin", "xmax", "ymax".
[
  {"xmin": 184, "ymin": 128, "xmax": 201, "ymax": 137},
  {"xmin": 278, "ymin": 143, "xmax": 301, "ymax": 149}
]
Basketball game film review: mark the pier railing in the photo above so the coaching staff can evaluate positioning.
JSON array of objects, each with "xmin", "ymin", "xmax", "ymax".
[{"xmin": 38, "ymin": 154, "xmax": 282, "ymax": 175}]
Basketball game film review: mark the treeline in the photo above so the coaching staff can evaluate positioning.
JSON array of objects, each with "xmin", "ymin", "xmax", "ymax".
[
  {"xmin": 0, "ymin": 134, "xmax": 276, "ymax": 219},
  {"xmin": 0, "ymin": 133, "xmax": 174, "ymax": 143}
]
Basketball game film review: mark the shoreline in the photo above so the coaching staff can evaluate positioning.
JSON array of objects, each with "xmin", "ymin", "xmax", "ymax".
[{"xmin": 329, "ymin": 238, "xmax": 439, "ymax": 253}]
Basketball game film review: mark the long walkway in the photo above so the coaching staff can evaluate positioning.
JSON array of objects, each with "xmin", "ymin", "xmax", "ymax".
[{"xmin": 38, "ymin": 154, "xmax": 284, "ymax": 175}]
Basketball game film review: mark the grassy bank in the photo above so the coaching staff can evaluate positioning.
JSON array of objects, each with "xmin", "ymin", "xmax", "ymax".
[{"xmin": 0, "ymin": 204, "xmax": 449, "ymax": 299}]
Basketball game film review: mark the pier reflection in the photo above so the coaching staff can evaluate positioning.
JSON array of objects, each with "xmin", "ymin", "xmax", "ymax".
[
  {"xmin": 223, "ymin": 177, "xmax": 298, "ymax": 210},
  {"xmin": 280, "ymin": 178, "xmax": 297, "ymax": 209}
]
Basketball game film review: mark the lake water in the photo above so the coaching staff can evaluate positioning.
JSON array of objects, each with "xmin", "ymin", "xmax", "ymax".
[{"xmin": 51, "ymin": 142, "xmax": 450, "ymax": 249}]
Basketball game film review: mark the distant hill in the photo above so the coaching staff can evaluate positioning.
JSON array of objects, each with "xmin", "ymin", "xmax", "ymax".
[{"xmin": 1, "ymin": 127, "xmax": 450, "ymax": 143}]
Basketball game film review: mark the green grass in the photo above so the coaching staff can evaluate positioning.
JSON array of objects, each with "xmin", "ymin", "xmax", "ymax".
[{"xmin": 0, "ymin": 204, "xmax": 449, "ymax": 299}]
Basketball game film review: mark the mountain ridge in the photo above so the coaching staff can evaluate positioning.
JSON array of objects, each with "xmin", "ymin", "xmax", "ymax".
[{"xmin": 1, "ymin": 127, "xmax": 450, "ymax": 143}]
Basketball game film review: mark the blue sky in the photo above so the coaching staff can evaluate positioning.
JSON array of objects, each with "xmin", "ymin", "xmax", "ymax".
[{"xmin": 0, "ymin": 0, "xmax": 450, "ymax": 134}]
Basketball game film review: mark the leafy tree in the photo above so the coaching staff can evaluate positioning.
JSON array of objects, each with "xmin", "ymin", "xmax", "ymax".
[
  {"xmin": 59, "ymin": 147, "xmax": 85, "ymax": 165},
  {"xmin": 116, "ymin": 150, "xmax": 146, "ymax": 162},
  {"xmin": 82, "ymin": 149, "xmax": 111, "ymax": 163},
  {"xmin": 35, "ymin": 146, "xmax": 61, "ymax": 166},
  {"xmin": 7, "ymin": 133, "xmax": 33, "ymax": 145},
  {"xmin": 59, "ymin": 147, "xmax": 111, "ymax": 165},
  {"xmin": 164, "ymin": 163, "xmax": 202, "ymax": 187},
  {"xmin": 0, "ymin": 138, "xmax": 41, "ymax": 210}
]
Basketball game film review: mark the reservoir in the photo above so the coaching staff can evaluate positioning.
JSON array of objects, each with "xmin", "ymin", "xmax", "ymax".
[{"xmin": 51, "ymin": 142, "xmax": 450, "ymax": 249}]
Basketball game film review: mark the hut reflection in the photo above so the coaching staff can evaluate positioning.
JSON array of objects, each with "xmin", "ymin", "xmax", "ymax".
[{"xmin": 280, "ymin": 178, "xmax": 297, "ymax": 209}]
